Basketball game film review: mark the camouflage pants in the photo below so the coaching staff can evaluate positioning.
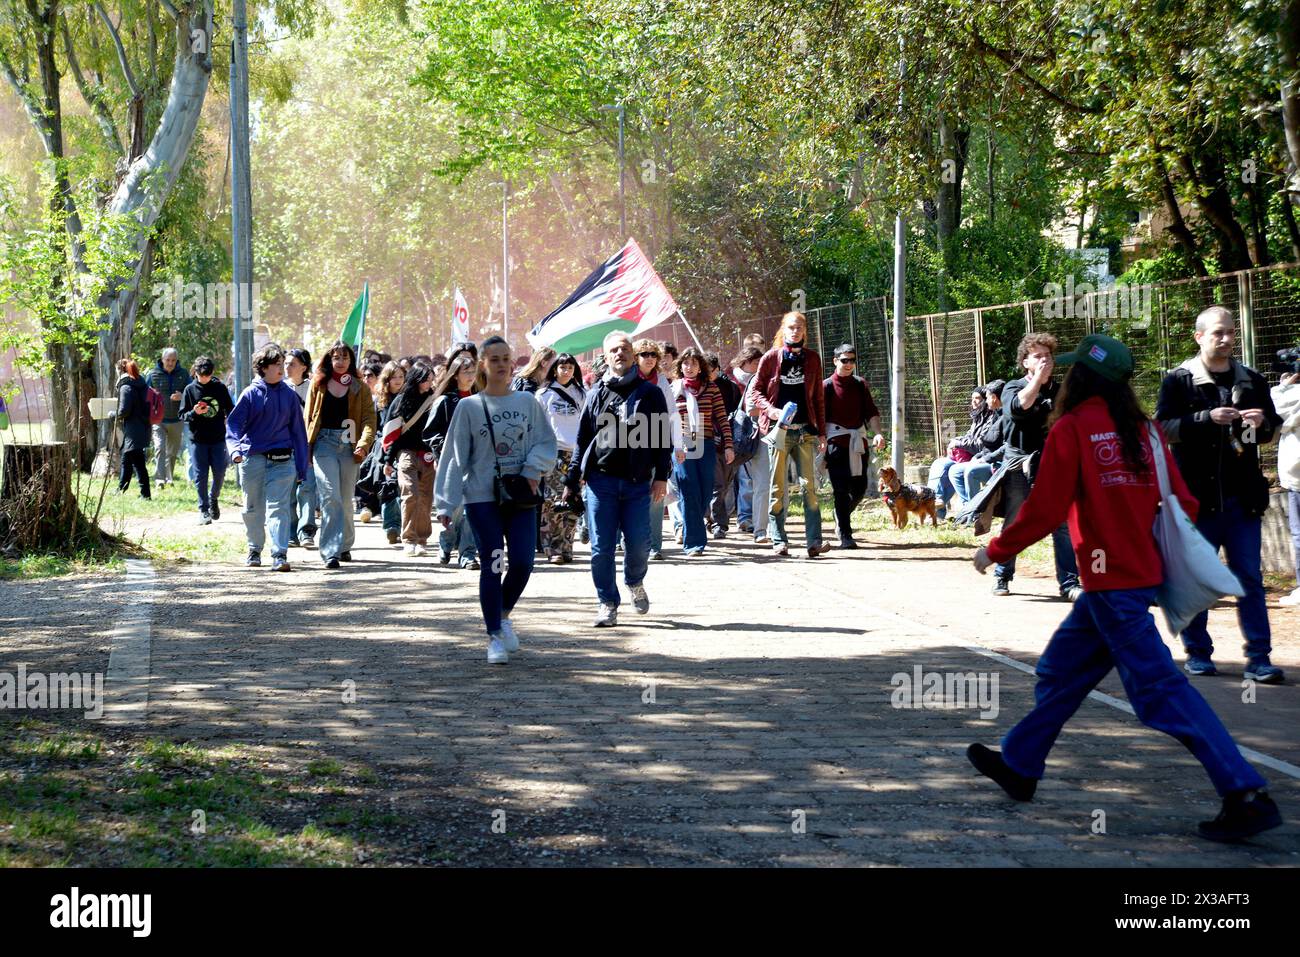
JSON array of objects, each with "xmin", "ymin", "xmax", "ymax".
[{"xmin": 541, "ymin": 449, "xmax": 578, "ymax": 559}]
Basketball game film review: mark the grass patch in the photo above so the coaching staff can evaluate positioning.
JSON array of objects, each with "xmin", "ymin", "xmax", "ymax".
[{"xmin": 0, "ymin": 716, "xmax": 423, "ymax": 868}]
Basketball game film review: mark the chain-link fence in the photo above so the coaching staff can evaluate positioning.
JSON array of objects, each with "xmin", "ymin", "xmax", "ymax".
[{"xmin": 748, "ymin": 264, "xmax": 1300, "ymax": 483}]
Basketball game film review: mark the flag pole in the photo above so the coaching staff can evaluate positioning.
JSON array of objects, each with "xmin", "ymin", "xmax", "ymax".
[{"xmin": 676, "ymin": 309, "xmax": 705, "ymax": 352}]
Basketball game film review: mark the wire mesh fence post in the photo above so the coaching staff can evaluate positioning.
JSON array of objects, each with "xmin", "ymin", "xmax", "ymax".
[
  {"xmin": 1023, "ymin": 300, "xmax": 1033, "ymax": 334},
  {"xmin": 1239, "ymin": 270, "xmax": 1255, "ymax": 369},
  {"xmin": 974, "ymin": 308, "xmax": 986, "ymax": 384},
  {"xmin": 925, "ymin": 314, "xmax": 942, "ymax": 458}
]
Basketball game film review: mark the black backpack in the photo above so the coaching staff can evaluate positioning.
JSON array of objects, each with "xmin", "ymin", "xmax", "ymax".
[{"xmin": 729, "ymin": 406, "xmax": 759, "ymax": 466}]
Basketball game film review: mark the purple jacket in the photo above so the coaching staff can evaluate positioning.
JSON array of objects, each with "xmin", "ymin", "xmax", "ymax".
[{"xmin": 225, "ymin": 378, "xmax": 310, "ymax": 480}]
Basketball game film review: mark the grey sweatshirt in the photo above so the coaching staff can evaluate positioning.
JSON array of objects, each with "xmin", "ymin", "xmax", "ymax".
[{"xmin": 434, "ymin": 391, "xmax": 558, "ymax": 515}]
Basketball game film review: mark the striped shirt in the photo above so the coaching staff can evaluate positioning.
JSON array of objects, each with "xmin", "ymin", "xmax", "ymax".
[{"xmin": 675, "ymin": 380, "xmax": 733, "ymax": 452}]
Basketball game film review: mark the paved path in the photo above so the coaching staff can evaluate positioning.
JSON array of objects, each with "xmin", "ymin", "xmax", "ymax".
[{"xmin": 124, "ymin": 509, "xmax": 1300, "ymax": 866}]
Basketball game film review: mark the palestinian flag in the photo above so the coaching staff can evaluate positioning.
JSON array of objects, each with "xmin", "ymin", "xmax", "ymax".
[{"xmin": 526, "ymin": 239, "xmax": 680, "ymax": 354}]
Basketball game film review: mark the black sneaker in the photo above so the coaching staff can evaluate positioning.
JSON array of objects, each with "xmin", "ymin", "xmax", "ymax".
[
  {"xmin": 246, "ymin": 550, "xmax": 262, "ymax": 568},
  {"xmin": 966, "ymin": 744, "xmax": 1036, "ymax": 801},
  {"xmin": 992, "ymin": 578, "xmax": 1010, "ymax": 596},
  {"xmin": 438, "ymin": 550, "xmax": 451, "ymax": 565},
  {"xmin": 210, "ymin": 502, "xmax": 220, "ymax": 520},
  {"xmin": 1198, "ymin": 790, "xmax": 1282, "ymax": 842},
  {"xmin": 288, "ymin": 537, "xmax": 301, "ymax": 548},
  {"xmin": 301, "ymin": 535, "xmax": 316, "ymax": 550},
  {"xmin": 339, "ymin": 551, "xmax": 353, "ymax": 562},
  {"xmin": 839, "ymin": 536, "xmax": 858, "ymax": 549},
  {"xmin": 325, "ymin": 557, "xmax": 340, "ymax": 569},
  {"xmin": 272, "ymin": 556, "xmax": 292, "ymax": 572}
]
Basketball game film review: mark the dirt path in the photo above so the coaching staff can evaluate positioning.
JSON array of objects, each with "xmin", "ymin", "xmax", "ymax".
[{"xmin": 3, "ymin": 502, "xmax": 1298, "ymax": 866}]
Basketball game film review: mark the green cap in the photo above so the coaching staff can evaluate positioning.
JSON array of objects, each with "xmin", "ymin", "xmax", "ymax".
[{"xmin": 1055, "ymin": 333, "xmax": 1134, "ymax": 383}]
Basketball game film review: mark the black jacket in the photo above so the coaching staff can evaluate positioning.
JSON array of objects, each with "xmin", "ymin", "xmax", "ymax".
[
  {"xmin": 566, "ymin": 373, "xmax": 672, "ymax": 491},
  {"xmin": 145, "ymin": 361, "xmax": 193, "ymax": 423},
  {"xmin": 381, "ymin": 393, "xmax": 436, "ymax": 464},
  {"xmin": 1000, "ymin": 376, "xmax": 1059, "ymax": 458},
  {"xmin": 114, "ymin": 374, "xmax": 152, "ymax": 453},
  {"xmin": 178, "ymin": 379, "xmax": 235, "ymax": 445},
  {"xmin": 424, "ymin": 391, "xmax": 466, "ymax": 462},
  {"xmin": 1155, "ymin": 356, "xmax": 1281, "ymax": 516}
]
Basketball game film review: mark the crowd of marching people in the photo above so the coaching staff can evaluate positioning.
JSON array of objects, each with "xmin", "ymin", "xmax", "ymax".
[{"xmin": 106, "ymin": 302, "xmax": 1300, "ymax": 840}]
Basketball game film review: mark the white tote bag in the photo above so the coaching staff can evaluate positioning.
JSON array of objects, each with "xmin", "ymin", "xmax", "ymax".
[{"xmin": 1148, "ymin": 423, "xmax": 1244, "ymax": 634}]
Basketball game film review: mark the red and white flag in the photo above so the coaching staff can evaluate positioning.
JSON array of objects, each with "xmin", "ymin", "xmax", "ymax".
[{"xmin": 452, "ymin": 288, "xmax": 470, "ymax": 345}]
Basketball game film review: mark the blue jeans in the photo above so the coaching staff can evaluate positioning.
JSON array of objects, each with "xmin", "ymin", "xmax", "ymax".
[
  {"xmin": 239, "ymin": 454, "xmax": 296, "ymax": 557},
  {"xmin": 382, "ymin": 496, "xmax": 400, "ymax": 533},
  {"xmin": 950, "ymin": 461, "xmax": 992, "ymax": 503},
  {"xmin": 1289, "ymin": 489, "xmax": 1300, "ymax": 585},
  {"xmin": 439, "ymin": 506, "xmax": 478, "ymax": 563},
  {"xmin": 584, "ymin": 470, "xmax": 651, "ymax": 606},
  {"xmin": 649, "ymin": 495, "xmax": 665, "ymax": 552},
  {"xmin": 737, "ymin": 458, "xmax": 754, "ymax": 527},
  {"xmin": 190, "ymin": 440, "xmax": 228, "ymax": 514},
  {"xmin": 1180, "ymin": 496, "xmax": 1272, "ymax": 661},
  {"xmin": 674, "ymin": 438, "xmax": 715, "ymax": 553},
  {"xmin": 294, "ymin": 466, "xmax": 319, "ymax": 538},
  {"xmin": 465, "ymin": 501, "xmax": 536, "ymax": 635},
  {"xmin": 313, "ymin": 429, "xmax": 360, "ymax": 561},
  {"xmin": 928, "ymin": 456, "xmax": 956, "ymax": 506},
  {"xmin": 1002, "ymin": 587, "xmax": 1267, "ymax": 796},
  {"xmin": 993, "ymin": 466, "xmax": 1080, "ymax": 590},
  {"xmin": 768, "ymin": 427, "xmax": 822, "ymax": 547},
  {"xmin": 749, "ymin": 440, "xmax": 770, "ymax": 538}
]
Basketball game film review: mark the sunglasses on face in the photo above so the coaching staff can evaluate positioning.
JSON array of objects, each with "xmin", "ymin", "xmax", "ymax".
[
  {"xmin": 638, "ymin": 352, "xmax": 659, "ymax": 359},
  {"xmin": 838, "ymin": 357, "xmax": 857, "ymax": 365}
]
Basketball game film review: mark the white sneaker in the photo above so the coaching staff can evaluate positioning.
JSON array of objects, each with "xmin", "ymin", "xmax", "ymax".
[
  {"xmin": 414, "ymin": 544, "xmax": 429, "ymax": 558},
  {"xmin": 499, "ymin": 618, "xmax": 520, "ymax": 652},
  {"xmin": 486, "ymin": 635, "xmax": 509, "ymax": 664},
  {"xmin": 1279, "ymin": 586, "xmax": 1300, "ymax": 607},
  {"xmin": 631, "ymin": 584, "xmax": 650, "ymax": 614},
  {"xmin": 404, "ymin": 543, "xmax": 418, "ymax": 556},
  {"xmin": 593, "ymin": 603, "xmax": 618, "ymax": 627}
]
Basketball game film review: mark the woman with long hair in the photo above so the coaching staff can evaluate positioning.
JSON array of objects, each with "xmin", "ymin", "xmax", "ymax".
[
  {"xmin": 537, "ymin": 352, "xmax": 586, "ymax": 563},
  {"xmin": 969, "ymin": 334, "xmax": 1281, "ymax": 842},
  {"xmin": 672, "ymin": 346, "xmax": 733, "ymax": 556},
  {"xmin": 511, "ymin": 346, "xmax": 557, "ymax": 394},
  {"xmin": 380, "ymin": 362, "xmax": 438, "ymax": 556},
  {"xmin": 367, "ymin": 360, "xmax": 407, "ymax": 539},
  {"xmin": 113, "ymin": 358, "xmax": 152, "ymax": 498},
  {"xmin": 425, "ymin": 348, "xmax": 481, "ymax": 568},
  {"xmin": 304, "ymin": 341, "xmax": 377, "ymax": 569},
  {"xmin": 435, "ymin": 337, "xmax": 558, "ymax": 664}
]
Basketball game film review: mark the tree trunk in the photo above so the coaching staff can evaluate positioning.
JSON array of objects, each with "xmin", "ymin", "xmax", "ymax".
[
  {"xmin": 1155, "ymin": 154, "xmax": 1208, "ymax": 277},
  {"xmin": 94, "ymin": 2, "xmax": 214, "ymax": 419},
  {"xmin": 1280, "ymin": 0, "xmax": 1300, "ymax": 193},
  {"xmin": 1280, "ymin": 186, "xmax": 1300, "ymax": 261},
  {"xmin": 0, "ymin": 441, "xmax": 87, "ymax": 553},
  {"xmin": 1177, "ymin": 150, "xmax": 1254, "ymax": 271}
]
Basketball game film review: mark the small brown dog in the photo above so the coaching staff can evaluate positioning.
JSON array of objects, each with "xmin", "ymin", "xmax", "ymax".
[{"xmin": 878, "ymin": 466, "xmax": 939, "ymax": 528}]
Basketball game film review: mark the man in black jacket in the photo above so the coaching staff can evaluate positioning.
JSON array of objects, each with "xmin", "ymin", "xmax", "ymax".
[
  {"xmin": 991, "ymin": 334, "xmax": 1082, "ymax": 600},
  {"xmin": 564, "ymin": 331, "xmax": 672, "ymax": 627},
  {"xmin": 146, "ymin": 347, "xmax": 192, "ymax": 487},
  {"xmin": 1156, "ymin": 305, "xmax": 1284, "ymax": 683},
  {"xmin": 178, "ymin": 356, "xmax": 235, "ymax": 524}
]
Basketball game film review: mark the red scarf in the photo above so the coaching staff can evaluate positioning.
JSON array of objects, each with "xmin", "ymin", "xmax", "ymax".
[{"xmin": 682, "ymin": 375, "xmax": 703, "ymax": 396}]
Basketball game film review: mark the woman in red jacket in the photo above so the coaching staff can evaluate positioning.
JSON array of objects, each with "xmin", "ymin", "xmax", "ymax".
[{"xmin": 968, "ymin": 334, "xmax": 1280, "ymax": 842}]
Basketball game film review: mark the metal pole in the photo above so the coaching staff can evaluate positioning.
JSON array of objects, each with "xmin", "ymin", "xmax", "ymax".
[
  {"xmin": 230, "ymin": 0, "xmax": 253, "ymax": 390},
  {"xmin": 890, "ymin": 35, "xmax": 906, "ymax": 475},
  {"xmin": 502, "ymin": 179, "xmax": 510, "ymax": 346},
  {"xmin": 618, "ymin": 104, "xmax": 626, "ymax": 240}
]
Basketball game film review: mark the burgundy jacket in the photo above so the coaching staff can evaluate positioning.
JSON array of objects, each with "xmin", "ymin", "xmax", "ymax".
[{"xmin": 746, "ymin": 347, "xmax": 826, "ymax": 438}]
